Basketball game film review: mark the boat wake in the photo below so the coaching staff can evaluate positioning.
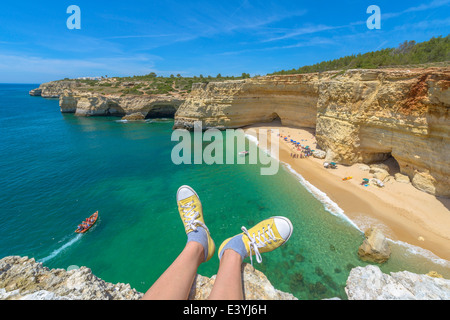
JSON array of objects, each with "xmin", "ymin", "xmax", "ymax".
[{"xmin": 39, "ymin": 234, "xmax": 82, "ymax": 263}]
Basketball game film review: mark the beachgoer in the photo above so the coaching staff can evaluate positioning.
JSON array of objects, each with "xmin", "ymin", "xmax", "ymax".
[
  {"xmin": 141, "ymin": 185, "xmax": 293, "ymax": 300},
  {"xmin": 82, "ymin": 221, "xmax": 91, "ymax": 228}
]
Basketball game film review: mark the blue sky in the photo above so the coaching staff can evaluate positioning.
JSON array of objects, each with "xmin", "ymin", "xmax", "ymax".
[{"xmin": 0, "ymin": 0, "xmax": 449, "ymax": 83}]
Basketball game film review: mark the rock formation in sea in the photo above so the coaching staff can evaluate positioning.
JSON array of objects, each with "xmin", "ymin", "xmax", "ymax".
[
  {"xmin": 30, "ymin": 80, "xmax": 185, "ymax": 119},
  {"xmin": 358, "ymin": 227, "xmax": 391, "ymax": 264},
  {"xmin": 59, "ymin": 90, "xmax": 183, "ymax": 118},
  {"xmin": 173, "ymin": 68, "xmax": 450, "ymax": 197},
  {"xmin": 1, "ymin": 256, "xmax": 449, "ymax": 300}
]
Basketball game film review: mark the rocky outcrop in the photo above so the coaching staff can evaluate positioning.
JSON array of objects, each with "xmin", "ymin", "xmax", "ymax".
[
  {"xmin": 30, "ymin": 81, "xmax": 81, "ymax": 98},
  {"xmin": 358, "ymin": 228, "xmax": 391, "ymax": 263},
  {"xmin": 174, "ymin": 68, "xmax": 450, "ymax": 197},
  {"xmin": 0, "ymin": 256, "xmax": 142, "ymax": 300},
  {"xmin": 59, "ymin": 91, "xmax": 182, "ymax": 118},
  {"xmin": 30, "ymin": 79, "xmax": 185, "ymax": 119},
  {"xmin": 29, "ymin": 88, "xmax": 42, "ymax": 96},
  {"xmin": 0, "ymin": 256, "xmax": 295, "ymax": 300},
  {"xmin": 345, "ymin": 265, "xmax": 450, "ymax": 300},
  {"xmin": 189, "ymin": 263, "xmax": 297, "ymax": 300},
  {"xmin": 2, "ymin": 256, "xmax": 449, "ymax": 300}
]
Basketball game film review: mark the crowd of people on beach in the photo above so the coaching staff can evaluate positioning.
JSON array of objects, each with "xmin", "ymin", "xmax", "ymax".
[{"xmin": 278, "ymin": 133, "xmax": 314, "ymax": 159}]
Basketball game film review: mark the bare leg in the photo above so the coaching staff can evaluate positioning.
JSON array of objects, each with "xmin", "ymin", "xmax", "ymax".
[
  {"xmin": 141, "ymin": 242, "xmax": 204, "ymax": 300},
  {"xmin": 208, "ymin": 249, "xmax": 244, "ymax": 300}
]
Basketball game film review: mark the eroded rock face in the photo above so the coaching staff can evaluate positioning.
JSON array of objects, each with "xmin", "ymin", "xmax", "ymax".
[
  {"xmin": 174, "ymin": 74, "xmax": 320, "ymax": 130},
  {"xmin": 59, "ymin": 91, "xmax": 183, "ymax": 118},
  {"xmin": 315, "ymin": 68, "xmax": 449, "ymax": 197},
  {"xmin": 174, "ymin": 68, "xmax": 450, "ymax": 197}
]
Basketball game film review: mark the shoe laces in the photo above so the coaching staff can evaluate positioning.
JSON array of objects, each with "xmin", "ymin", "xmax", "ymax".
[
  {"xmin": 180, "ymin": 200, "xmax": 208, "ymax": 233},
  {"xmin": 241, "ymin": 224, "xmax": 277, "ymax": 265}
]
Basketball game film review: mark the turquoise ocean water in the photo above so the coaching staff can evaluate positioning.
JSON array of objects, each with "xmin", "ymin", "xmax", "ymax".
[{"xmin": 1, "ymin": 84, "xmax": 449, "ymax": 299}]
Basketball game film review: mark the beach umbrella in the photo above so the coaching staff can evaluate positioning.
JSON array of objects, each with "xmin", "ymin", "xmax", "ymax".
[{"xmin": 363, "ymin": 178, "xmax": 369, "ymax": 182}]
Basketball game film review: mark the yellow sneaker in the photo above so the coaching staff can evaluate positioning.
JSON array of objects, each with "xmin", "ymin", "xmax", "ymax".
[
  {"xmin": 218, "ymin": 216, "xmax": 293, "ymax": 265},
  {"xmin": 177, "ymin": 185, "xmax": 215, "ymax": 262}
]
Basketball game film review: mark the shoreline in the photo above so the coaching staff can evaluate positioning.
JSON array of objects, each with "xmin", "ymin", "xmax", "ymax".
[{"xmin": 244, "ymin": 122, "xmax": 450, "ymax": 263}]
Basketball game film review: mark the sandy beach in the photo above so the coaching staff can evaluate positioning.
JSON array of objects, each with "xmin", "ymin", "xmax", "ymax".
[{"xmin": 245, "ymin": 121, "xmax": 450, "ymax": 262}]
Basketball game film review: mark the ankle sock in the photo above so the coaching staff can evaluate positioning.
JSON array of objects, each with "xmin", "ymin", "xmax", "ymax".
[
  {"xmin": 219, "ymin": 234, "xmax": 247, "ymax": 261},
  {"xmin": 187, "ymin": 226, "xmax": 209, "ymax": 261}
]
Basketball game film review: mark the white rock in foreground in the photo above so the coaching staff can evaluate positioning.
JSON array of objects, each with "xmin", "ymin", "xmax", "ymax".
[{"xmin": 345, "ymin": 265, "xmax": 450, "ymax": 300}]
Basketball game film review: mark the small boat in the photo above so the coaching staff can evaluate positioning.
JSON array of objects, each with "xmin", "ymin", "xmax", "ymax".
[
  {"xmin": 75, "ymin": 211, "xmax": 98, "ymax": 234},
  {"xmin": 239, "ymin": 151, "xmax": 249, "ymax": 156}
]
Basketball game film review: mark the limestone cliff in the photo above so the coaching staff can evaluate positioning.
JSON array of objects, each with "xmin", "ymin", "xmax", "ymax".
[
  {"xmin": 174, "ymin": 68, "xmax": 450, "ymax": 197},
  {"xmin": 60, "ymin": 90, "xmax": 183, "ymax": 118},
  {"xmin": 30, "ymin": 80, "xmax": 185, "ymax": 119},
  {"xmin": 174, "ymin": 74, "xmax": 319, "ymax": 130}
]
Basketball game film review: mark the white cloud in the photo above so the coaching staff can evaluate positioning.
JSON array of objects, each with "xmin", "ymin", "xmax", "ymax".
[
  {"xmin": 0, "ymin": 53, "xmax": 162, "ymax": 82},
  {"xmin": 383, "ymin": 0, "xmax": 450, "ymax": 19}
]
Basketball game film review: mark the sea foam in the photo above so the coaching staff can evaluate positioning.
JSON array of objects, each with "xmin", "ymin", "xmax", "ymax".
[{"xmin": 283, "ymin": 162, "xmax": 361, "ymax": 231}]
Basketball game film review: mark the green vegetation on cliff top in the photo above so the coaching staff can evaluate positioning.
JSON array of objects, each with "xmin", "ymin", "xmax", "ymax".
[
  {"xmin": 270, "ymin": 34, "xmax": 449, "ymax": 75},
  {"xmin": 61, "ymin": 35, "xmax": 448, "ymax": 96},
  {"xmin": 67, "ymin": 73, "xmax": 251, "ymax": 97}
]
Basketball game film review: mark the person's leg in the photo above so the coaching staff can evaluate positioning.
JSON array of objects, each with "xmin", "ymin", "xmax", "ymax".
[
  {"xmin": 207, "ymin": 249, "xmax": 243, "ymax": 300},
  {"xmin": 141, "ymin": 241, "xmax": 204, "ymax": 300},
  {"xmin": 141, "ymin": 185, "xmax": 215, "ymax": 300},
  {"xmin": 209, "ymin": 216, "xmax": 293, "ymax": 300}
]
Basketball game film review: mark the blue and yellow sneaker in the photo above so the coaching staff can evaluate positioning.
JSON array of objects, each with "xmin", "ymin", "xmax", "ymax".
[
  {"xmin": 218, "ymin": 216, "xmax": 293, "ymax": 265},
  {"xmin": 177, "ymin": 185, "xmax": 215, "ymax": 262}
]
